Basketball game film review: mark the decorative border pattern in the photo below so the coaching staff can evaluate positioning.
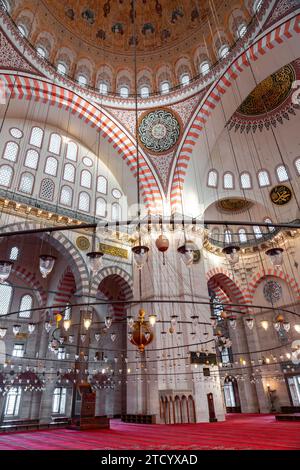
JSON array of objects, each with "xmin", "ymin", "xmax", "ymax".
[
  {"xmin": 53, "ymin": 268, "xmax": 76, "ymax": 307},
  {"xmin": 245, "ymin": 268, "xmax": 300, "ymax": 303},
  {"xmin": 206, "ymin": 267, "xmax": 247, "ymax": 312}
]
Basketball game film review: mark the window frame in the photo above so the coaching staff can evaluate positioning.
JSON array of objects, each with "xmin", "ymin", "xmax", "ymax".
[
  {"xmin": 4, "ymin": 387, "xmax": 22, "ymax": 418},
  {"xmin": 0, "ymin": 282, "xmax": 13, "ymax": 316},
  {"xmin": 223, "ymin": 171, "xmax": 234, "ymax": 189},
  {"xmin": 275, "ymin": 164, "xmax": 289, "ymax": 183},
  {"xmin": 0, "ymin": 164, "xmax": 14, "ymax": 188},
  {"xmin": 207, "ymin": 169, "xmax": 218, "ymax": 188},
  {"xmin": 44, "ymin": 156, "xmax": 58, "ymax": 177},
  {"xmin": 52, "ymin": 387, "xmax": 67, "ymax": 415},
  {"xmin": 78, "ymin": 191, "xmax": 90, "ymax": 212},
  {"xmin": 18, "ymin": 294, "xmax": 33, "ymax": 319},
  {"xmin": 48, "ymin": 133, "xmax": 62, "ymax": 156},
  {"xmin": 60, "ymin": 185, "xmax": 73, "ymax": 207},
  {"xmin": 3, "ymin": 141, "xmax": 19, "ymax": 163},
  {"xmin": 19, "ymin": 171, "xmax": 35, "ymax": 195},
  {"xmin": 240, "ymin": 171, "xmax": 252, "ymax": 189},
  {"xmin": 257, "ymin": 169, "xmax": 271, "ymax": 187},
  {"xmin": 97, "ymin": 175, "xmax": 108, "ymax": 195},
  {"xmin": 29, "ymin": 126, "xmax": 44, "ymax": 148}
]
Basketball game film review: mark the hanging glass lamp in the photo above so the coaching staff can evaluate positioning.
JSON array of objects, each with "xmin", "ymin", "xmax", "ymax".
[
  {"xmin": 39, "ymin": 255, "xmax": 56, "ymax": 278},
  {"xmin": 177, "ymin": 241, "xmax": 195, "ymax": 267},
  {"xmin": 222, "ymin": 246, "xmax": 240, "ymax": 265},
  {"xmin": 86, "ymin": 251, "xmax": 104, "ymax": 274},
  {"xmin": 0, "ymin": 260, "xmax": 13, "ymax": 283},
  {"xmin": 265, "ymin": 248, "xmax": 284, "ymax": 267},
  {"xmin": 132, "ymin": 245, "xmax": 149, "ymax": 270},
  {"xmin": 105, "ymin": 316, "xmax": 112, "ymax": 329}
]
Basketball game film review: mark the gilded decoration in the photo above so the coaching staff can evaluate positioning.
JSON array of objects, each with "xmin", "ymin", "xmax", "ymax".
[
  {"xmin": 138, "ymin": 109, "xmax": 181, "ymax": 154},
  {"xmin": 238, "ymin": 65, "xmax": 295, "ymax": 116},
  {"xmin": 76, "ymin": 236, "xmax": 90, "ymax": 251},
  {"xmin": 270, "ymin": 185, "xmax": 292, "ymax": 206},
  {"xmin": 217, "ymin": 198, "xmax": 253, "ymax": 214},
  {"xmin": 98, "ymin": 243, "xmax": 128, "ymax": 259},
  {"xmin": 228, "ymin": 61, "xmax": 300, "ymax": 133}
]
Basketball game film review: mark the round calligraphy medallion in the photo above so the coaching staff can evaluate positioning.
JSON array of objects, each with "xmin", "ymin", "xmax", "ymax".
[
  {"xmin": 270, "ymin": 185, "xmax": 292, "ymax": 206},
  {"xmin": 138, "ymin": 109, "xmax": 181, "ymax": 154}
]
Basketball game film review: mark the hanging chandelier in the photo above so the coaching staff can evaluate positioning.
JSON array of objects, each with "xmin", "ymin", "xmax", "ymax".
[
  {"xmin": 132, "ymin": 245, "xmax": 149, "ymax": 270},
  {"xmin": 39, "ymin": 254, "xmax": 56, "ymax": 279},
  {"xmin": 129, "ymin": 309, "xmax": 154, "ymax": 352},
  {"xmin": 86, "ymin": 251, "xmax": 104, "ymax": 274},
  {"xmin": 265, "ymin": 247, "xmax": 284, "ymax": 267},
  {"xmin": 222, "ymin": 245, "xmax": 240, "ymax": 265}
]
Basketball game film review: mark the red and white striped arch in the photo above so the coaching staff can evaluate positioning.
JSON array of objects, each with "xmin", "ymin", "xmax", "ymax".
[
  {"xmin": 170, "ymin": 13, "xmax": 300, "ymax": 211},
  {"xmin": 245, "ymin": 268, "xmax": 300, "ymax": 304},
  {"xmin": 53, "ymin": 268, "xmax": 76, "ymax": 308},
  {"xmin": 0, "ymin": 73, "xmax": 162, "ymax": 212},
  {"xmin": 12, "ymin": 265, "xmax": 47, "ymax": 306},
  {"xmin": 91, "ymin": 266, "xmax": 133, "ymax": 321},
  {"xmin": 206, "ymin": 267, "xmax": 248, "ymax": 312}
]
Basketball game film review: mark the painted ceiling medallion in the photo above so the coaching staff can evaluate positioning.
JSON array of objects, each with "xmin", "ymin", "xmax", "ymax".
[
  {"xmin": 138, "ymin": 109, "xmax": 181, "ymax": 153},
  {"xmin": 76, "ymin": 236, "xmax": 90, "ymax": 251},
  {"xmin": 217, "ymin": 198, "xmax": 253, "ymax": 213},
  {"xmin": 270, "ymin": 185, "xmax": 292, "ymax": 206},
  {"xmin": 238, "ymin": 64, "xmax": 295, "ymax": 117}
]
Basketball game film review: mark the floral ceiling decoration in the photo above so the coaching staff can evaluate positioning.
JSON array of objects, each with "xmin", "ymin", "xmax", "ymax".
[
  {"xmin": 227, "ymin": 60, "xmax": 300, "ymax": 133},
  {"xmin": 138, "ymin": 109, "xmax": 181, "ymax": 154}
]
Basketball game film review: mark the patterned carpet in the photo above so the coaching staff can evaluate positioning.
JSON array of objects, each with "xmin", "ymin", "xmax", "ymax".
[{"xmin": 0, "ymin": 414, "xmax": 299, "ymax": 450}]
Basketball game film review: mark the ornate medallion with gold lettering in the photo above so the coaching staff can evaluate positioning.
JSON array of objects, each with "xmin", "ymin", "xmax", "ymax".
[{"xmin": 270, "ymin": 185, "xmax": 292, "ymax": 205}]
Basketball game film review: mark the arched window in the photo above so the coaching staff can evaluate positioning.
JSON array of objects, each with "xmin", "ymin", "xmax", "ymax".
[
  {"xmin": 253, "ymin": 0, "xmax": 263, "ymax": 13},
  {"xmin": 219, "ymin": 44, "xmax": 230, "ymax": 59},
  {"xmin": 97, "ymin": 175, "xmax": 107, "ymax": 194},
  {"xmin": 112, "ymin": 202, "xmax": 121, "ymax": 221},
  {"xmin": 180, "ymin": 73, "xmax": 190, "ymax": 86},
  {"xmin": 48, "ymin": 133, "xmax": 61, "ymax": 155},
  {"xmin": 0, "ymin": 282, "xmax": 13, "ymax": 315},
  {"xmin": 29, "ymin": 127, "xmax": 44, "ymax": 148},
  {"xmin": 119, "ymin": 86, "xmax": 129, "ymax": 98},
  {"xmin": 57, "ymin": 62, "xmax": 67, "ymax": 75},
  {"xmin": 80, "ymin": 170, "xmax": 92, "ymax": 188},
  {"xmin": 36, "ymin": 46, "xmax": 47, "ymax": 58},
  {"xmin": 77, "ymin": 74, "xmax": 88, "ymax": 86},
  {"xmin": 238, "ymin": 228, "xmax": 247, "ymax": 243},
  {"xmin": 264, "ymin": 217, "xmax": 275, "ymax": 232},
  {"xmin": 44, "ymin": 157, "xmax": 58, "ymax": 176},
  {"xmin": 63, "ymin": 163, "xmax": 75, "ymax": 182},
  {"xmin": 253, "ymin": 225, "xmax": 263, "ymax": 239},
  {"xmin": 258, "ymin": 170, "xmax": 271, "ymax": 187},
  {"xmin": 160, "ymin": 81, "xmax": 170, "ymax": 94},
  {"xmin": 224, "ymin": 229, "xmax": 232, "ymax": 244},
  {"xmin": 294, "ymin": 158, "xmax": 300, "ymax": 175},
  {"xmin": 223, "ymin": 172, "xmax": 234, "ymax": 189},
  {"xmin": 24, "ymin": 149, "xmax": 39, "ymax": 169},
  {"xmin": 3, "ymin": 141, "xmax": 19, "ymax": 162},
  {"xmin": 66, "ymin": 141, "xmax": 77, "ymax": 161},
  {"xmin": 19, "ymin": 172, "xmax": 34, "ymax": 194},
  {"xmin": 207, "ymin": 170, "xmax": 218, "ymax": 188},
  {"xmin": 78, "ymin": 192, "xmax": 90, "ymax": 212},
  {"xmin": 0, "ymin": 165, "xmax": 13, "ymax": 187},
  {"xmin": 40, "ymin": 178, "xmax": 55, "ymax": 201},
  {"xmin": 276, "ymin": 165, "xmax": 289, "ymax": 182},
  {"xmin": 60, "ymin": 185, "xmax": 73, "ymax": 206},
  {"xmin": 17, "ymin": 24, "xmax": 27, "ymax": 37},
  {"xmin": 96, "ymin": 198, "xmax": 106, "ymax": 217},
  {"xmin": 240, "ymin": 172, "xmax": 252, "ymax": 189},
  {"xmin": 140, "ymin": 85, "xmax": 150, "ymax": 98},
  {"xmin": 4, "ymin": 387, "xmax": 21, "ymax": 417},
  {"xmin": 9, "ymin": 247, "xmax": 19, "ymax": 261},
  {"xmin": 238, "ymin": 24, "xmax": 247, "ymax": 38},
  {"xmin": 200, "ymin": 61, "xmax": 210, "ymax": 76},
  {"xmin": 19, "ymin": 294, "xmax": 33, "ymax": 318},
  {"xmin": 99, "ymin": 82, "xmax": 108, "ymax": 95}
]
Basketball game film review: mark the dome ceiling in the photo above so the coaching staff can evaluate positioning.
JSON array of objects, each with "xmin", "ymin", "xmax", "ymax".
[{"xmin": 41, "ymin": 0, "xmax": 224, "ymax": 55}]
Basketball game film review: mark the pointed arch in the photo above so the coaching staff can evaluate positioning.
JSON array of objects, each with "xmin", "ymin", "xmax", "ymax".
[
  {"xmin": 1, "ymin": 73, "xmax": 162, "ymax": 212},
  {"xmin": 169, "ymin": 14, "xmax": 300, "ymax": 211},
  {"xmin": 206, "ymin": 267, "xmax": 247, "ymax": 312},
  {"xmin": 0, "ymin": 221, "xmax": 89, "ymax": 296},
  {"xmin": 246, "ymin": 268, "xmax": 300, "ymax": 303}
]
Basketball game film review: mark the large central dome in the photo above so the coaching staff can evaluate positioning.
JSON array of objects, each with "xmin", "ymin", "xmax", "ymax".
[{"xmin": 41, "ymin": 0, "xmax": 223, "ymax": 55}]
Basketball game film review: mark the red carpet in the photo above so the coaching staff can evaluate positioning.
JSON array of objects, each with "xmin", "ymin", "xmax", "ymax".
[{"xmin": 0, "ymin": 414, "xmax": 299, "ymax": 450}]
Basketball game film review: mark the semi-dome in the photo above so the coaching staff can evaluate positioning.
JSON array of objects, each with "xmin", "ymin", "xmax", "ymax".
[{"xmin": 7, "ymin": 0, "xmax": 257, "ymax": 95}]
